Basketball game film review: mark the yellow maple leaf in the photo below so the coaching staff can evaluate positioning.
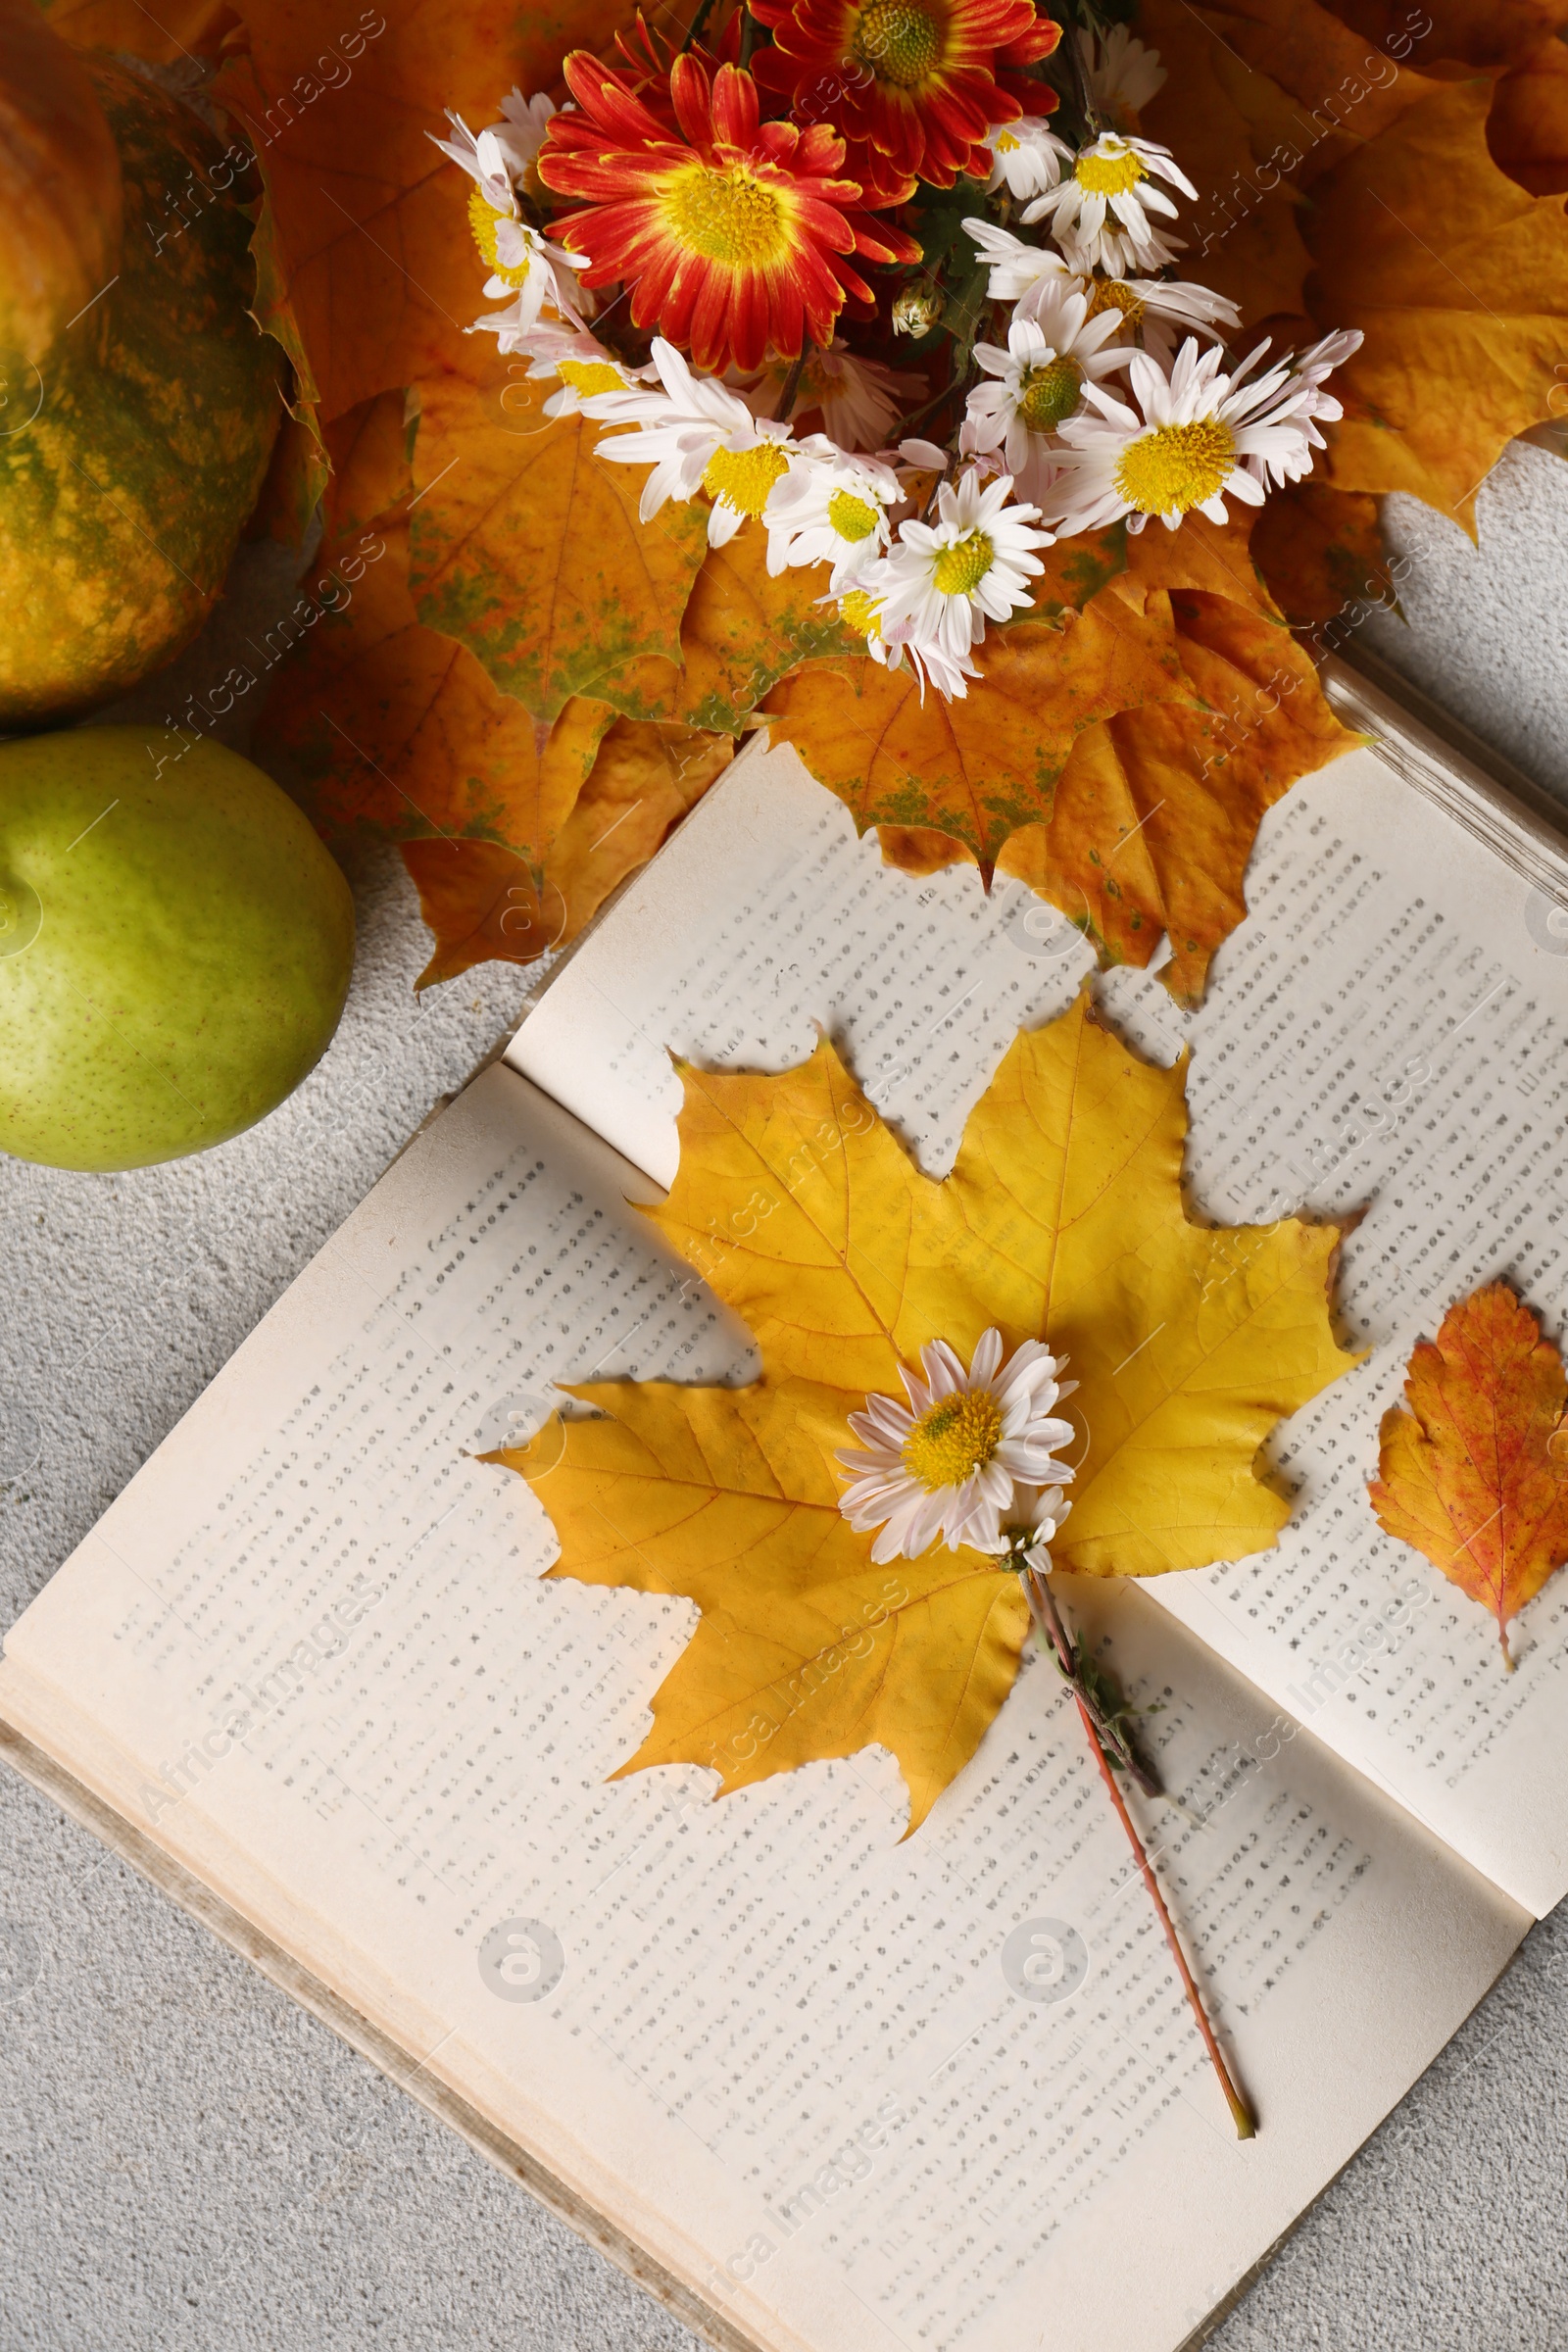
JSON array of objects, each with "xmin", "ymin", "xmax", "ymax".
[{"xmin": 490, "ymin": 992, "xmax": 1355, "ymax": 1829}]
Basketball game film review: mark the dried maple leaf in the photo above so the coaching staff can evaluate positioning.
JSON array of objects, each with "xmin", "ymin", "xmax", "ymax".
[
  {"xmin": 490, "ymin": 992, "xmax": 1354, "ymax": 1827},
  {"xmin": 998, "ymin": 592, "xmax": 1361, "ymax": 1004},
  {"xmin": 1490, "ymin": 36, "xmax": 1568, "ymax": 195},
  {"xmin": 1108, "ymin": 508, "xmax": 1284, "ymax": 622},
  {"xmin": 760, "ymin": 588, "xmax": 1199, "ymax": 877},
  {"xmin": 407, "ymin": 362, "xmax": 710, "ymax": 722},
  {"xmin": 1369, "ymin": 1284, "xmax": 1568, "ymax": 1665},
  {"xmin": 1298, "ymin": 79, "xmax": 1568, "ymax": 524},
  {"xmin": 1250, "ymin": 483, "xmax": 1399, "ymax": 628},
  {"xmin": 257, "ymin": 391, "xmax": 612, "ymax": 853},
  {"xmin": 1323, "ymin": 0, "xmax": 1568, "ymax": 74},
  {"xmin": 1152, "ymin": 0, "xmax": 1437, "ymax": 194},
  {"xmin": 540, "ymin": 715, "xmax": 734, "ymax": 932},
  {"xmin": 209, "ymin": 0, "xmax": 649, "ymax": 424},
  {"xmin": 589, "ymin": 514, "xmax": 863, "ymax": 732},
  {"xmin": 402, "ymin": 719, "xmax": 733, "ymax": 984},
  {"xmin": 1137, "ymin": 0, "xmax": 1316, "ymax": 323},
  {"xmin": 41, "ymin": 0, "xmax": 235, "ymax": 60}
]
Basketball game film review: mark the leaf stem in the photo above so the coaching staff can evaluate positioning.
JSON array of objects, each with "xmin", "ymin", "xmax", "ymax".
[{"xmin": 1077, "ymin": 1693, "xmax": 1257, "ymax": 2140}]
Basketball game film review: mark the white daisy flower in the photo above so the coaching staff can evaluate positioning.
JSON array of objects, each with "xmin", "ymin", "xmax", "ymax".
[
  {"xmin": 1075, "ymin": 272, "xmax": 1241, "ymax": 364},
  {"xmin": 764, "ymin": 442, "xmax": 901, "ymax": 587},
  {"xmin": 977, "ymin": 117, "xmax": 1070, "ymax": 202},
  {"xmin": 836, "ymin": 1331, "xmax": 1077, "ymax": 1563},
  {"xmin": 514, "ymin": 323, "xmax": 649, "ymax": 417},
  {"xmin": 735, "ymin": 341, "xmax": 913, "ymax": 453},
  {"xmin": 1012, "ymin": 1479, "xmax": 1075, "ymax": 1573},
  {"xmin": 859, "ymin": 467, "xmax": 1054, "ymax": 677},
  {"xmin": 490, "ymin": 88, "xmax": 559, "ymax": 186},
  {"xmin": 1077, "ymin": 25, "xmax": 1167, "ymax": 129},
  {"xmin": 430, "ymin": 91, "xmax": 558, "ymax": 200},
  {"xmin": 1046, "ymin": 329, "xmax": 1363, "ymax": 536},
  {"xmin": 585, "ymin": 337, "xmax": 795, "ymax": 546},
  {"xmin": 466, "ymin": 222, "xmax": 587, "ymax": 349},
  {"xmin": 1023, "ymin": 133, "xmax": 1195, "ymax": 276},
  {"xmin": 963, "ymin": 217, "xmax": 1078, "ymax": 306},
  {"xmin": 965, "ymin": 292, "xmax": 1133, "ymax": 507},
  {"xmin": 430, "ymin": 112, "xmax": 517, "ymax": 214},
  {"xmin": 843, "ymin": 588, "xmax": 979, "ymax": 702}
]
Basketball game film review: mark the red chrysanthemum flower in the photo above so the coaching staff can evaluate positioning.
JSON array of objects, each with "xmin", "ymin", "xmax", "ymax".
[
  {"xmin": 752, "ymin": 0, "xmax": 1054, "ymax": 186},
  {"xmin": 538, "ymin": 54, "xmax": 906, "ymax": 372}
]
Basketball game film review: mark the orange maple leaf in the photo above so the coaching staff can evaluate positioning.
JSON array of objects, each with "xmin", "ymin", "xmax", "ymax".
[
  {"xmin": 40, "ymin": 0, "xmax": 235, "ymax": 61},
  {"xmin": 760, "ymin": 587, "xmax": 1198, "ymax": 876},
  {"xmin": 1368, "ymin": 1284, "xmax": 1568, "ymax": 1666},
  {"xmin": 210, "ymin": 0, "xmax": 651, "ymax": 425},
  {"xmin": 1250, "ymin": 483, "xmax": 1399, "ymax": 627},
  {"xmin": 1320, "ymin": 0, "xmax": 1568, "ymax": 75},
  {"xmin": 257, "ymin": 390, "xmax": 612, "ymax": 852},
  {"xmin": 1302, "ymin": 79, "xmax": 1568, "ymax": 523},
  {"xmin": 997, "ymin": 590, "xmax": 1360, "ymax": 1003},
  {"xmin": 1490, "ymin": 35, "xmax": 1568, "ymax": 196},
  {"xmin": 401, "ymin": 720, "xmax": 733, "ymax": 984},
  {"xmin": 407, "ymin": 362, "xmax": 710, "ymax": 722}
]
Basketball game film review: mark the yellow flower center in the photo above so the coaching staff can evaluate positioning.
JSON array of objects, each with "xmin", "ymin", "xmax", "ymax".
[
  {"xmin": 664, "ymin": 161, "xmax": 788, "ymax": 267},
  {"xmin": 931, "ymin": 528, "xmax": 994, "ymax": 597},
  {"xmin": 1114, "ymin": 417, "xmax": 1235, "ymax": 515},
  {"xmin": 853, "ymin": 0, "xmax": 941, "ymax": 88},
  {"xmin": 702, "ymin": 442, "xmax": 792, "ymax": 517},
  {"xmin": 993, "ymin": 129, "xmax": 1020, "ymax": 153},
  {"xmin": 1017, "ymin": 355, "xmax": 1083, "ymax": 431},
  {"xmin": 839, "ymin": 587, "xmax": 883, "ymax": 639},
  {"xmin": 827, "ymin": 487, "xmax": 882, "ymax": 542},
  {"xmin": 902, "ymin": 1391, "xmax": 1004, "ymax": 1492},
  {"xmin": 1087, "ymin": 277, "xmax": 1146, "ymax": 330},
  {"xmin": 557, "ymin": 358, "xmax": 626, "ymax": 397},
  {"xmin": 1074, "ymin": 143, "xmax": 1147, "ymax": 198},
  {"xmin": 467, "ymin": 189, "xmax": 534, "ymax": 289}
]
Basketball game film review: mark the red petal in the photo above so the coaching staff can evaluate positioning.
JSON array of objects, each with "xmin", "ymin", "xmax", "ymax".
[
  {"xmin": 669, "ymin": 53, "xmax": 716, "ymax": 148},
  {"xmin": 711, "ymin": 61, "xmax": 762, "ymax": 146}
]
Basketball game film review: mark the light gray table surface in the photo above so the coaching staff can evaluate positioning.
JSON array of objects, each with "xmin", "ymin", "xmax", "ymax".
[{"xmin": 3, "ymin": 440, "xmax": 1568, "ymax": 2352}]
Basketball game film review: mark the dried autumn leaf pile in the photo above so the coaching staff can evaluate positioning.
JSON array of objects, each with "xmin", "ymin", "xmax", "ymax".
[
  {"xmin": 48, "ymin": 0, "xmax": 1568, "ymax": 989},
  {"xmin": 490, "ymin": 992, "xmax": 1356, "ymax": 1829}
]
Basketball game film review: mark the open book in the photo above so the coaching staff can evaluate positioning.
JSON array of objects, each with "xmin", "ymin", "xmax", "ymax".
[{"xmin": 6, "ymin": 662, "xmax": 1568, "ymax": 2352}]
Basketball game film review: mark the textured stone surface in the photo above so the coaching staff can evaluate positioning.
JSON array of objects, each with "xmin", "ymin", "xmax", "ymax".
[{"xmin": 3, "ymin": 448, "xmax": 1568, "ymax": 2349}]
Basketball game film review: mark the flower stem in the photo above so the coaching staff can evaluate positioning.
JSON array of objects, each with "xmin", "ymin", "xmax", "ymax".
[
  {"xmin": 680, "ymin": 0, "xmax": 719, "ymax": 52},
  {"xmin": 773, "ymin": 342, "xmax": 812, "ymax": 422},
  {"xmin": 1020, "ymin": 1560, "xmax": 1160, "ymax": 1797},
  {"xmin": 1077, "ymin": 1694, "xmax": 1257, "ymax": 2140}
]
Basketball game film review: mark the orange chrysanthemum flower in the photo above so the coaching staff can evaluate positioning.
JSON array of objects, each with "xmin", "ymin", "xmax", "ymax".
[
  {"xmin": 538, "ymin": 54, "xmax": 908, "ymax": 373},
  {"xmin": 753, "ymin": 0, "xmax": 1054, "ymax": 187}
]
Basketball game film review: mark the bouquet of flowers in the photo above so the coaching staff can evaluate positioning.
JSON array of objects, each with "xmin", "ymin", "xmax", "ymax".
[{"xmin": 434, "ymin": 0, "xmax": 1359, "ymax": 701}]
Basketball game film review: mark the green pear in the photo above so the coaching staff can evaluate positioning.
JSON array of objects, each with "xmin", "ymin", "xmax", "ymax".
[{"xmin": 0, "ymin": 727, "xmax": 354, "ymax": 1170}]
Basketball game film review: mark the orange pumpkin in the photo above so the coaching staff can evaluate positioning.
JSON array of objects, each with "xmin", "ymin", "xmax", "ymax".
[{"xmin": 0, "ymin": 1, "xmax": 281, "ymax": 722}]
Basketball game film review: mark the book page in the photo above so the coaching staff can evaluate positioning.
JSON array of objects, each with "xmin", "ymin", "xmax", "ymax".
[
  {"xmin": 0, "ymin": 1059, "xmax": 1525, "ymax": 2352},
  {"xmin": 511, "ymin": 731, "xmax": 1568, "ymax": 1916}
]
